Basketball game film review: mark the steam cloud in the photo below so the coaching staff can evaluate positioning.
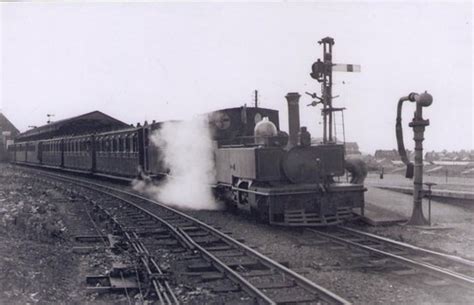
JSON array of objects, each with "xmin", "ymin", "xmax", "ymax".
[{"xmin": 133, "ymin": 118, "xmax": 222, "ymax": 210}]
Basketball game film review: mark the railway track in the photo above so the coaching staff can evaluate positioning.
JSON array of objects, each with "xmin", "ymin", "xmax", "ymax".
[
  {"xmin": 32, "ymin": 169, "xmax": 350, "ymax": 305},
  {"xmin": 308, "ymin": 226, "xmax": 474, "ymax": 291}
]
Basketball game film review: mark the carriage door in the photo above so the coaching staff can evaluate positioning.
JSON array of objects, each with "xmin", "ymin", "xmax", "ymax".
[
  {"xmin": 143, "ymin": 127, "xmax": 149, "ymax": 172},
  {"xmin": 60, "ymin": 140, "xmax": 64, "ymax": 168},
  {"xmin": 37, "ymin": 142, "xmax": 43, "ymax": 163},
  {"xmin": 137, "ymin": 127, "xmax": 149, "ymax": 173}
]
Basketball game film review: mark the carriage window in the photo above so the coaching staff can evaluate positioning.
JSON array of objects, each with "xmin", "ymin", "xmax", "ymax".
[
  {"xmin": 125, "ymin": 135, "xmax": 131, "ymax": 152},
  {"xmin": 118, "ymin": 137, "xmax": 123, "ymax": 152},
  {"xmin": 144, "ymin": 129, "xmax": 149, "ymax": 146},
  {"xmin": 132, "ymin": 135, "xmax": 138, "ymax": 152}
]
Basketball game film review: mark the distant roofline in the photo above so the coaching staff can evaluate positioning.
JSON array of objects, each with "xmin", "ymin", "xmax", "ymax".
[
  {"xmin": 15, "ymin": 110, "xmax": 129, "ymax": 141},
  {"xmin": 0, "ymin": 112, "xmax": 20, "ymax": 135}
]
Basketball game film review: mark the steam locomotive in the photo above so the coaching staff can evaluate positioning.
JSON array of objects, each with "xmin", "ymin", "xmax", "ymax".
[
  {"xmin": 209, "ymin": 95, "xmax": 366, "ymax": 226},
  {"xmin": 8, "ymin": 98, "xmax": 366, "ymax": 226}
]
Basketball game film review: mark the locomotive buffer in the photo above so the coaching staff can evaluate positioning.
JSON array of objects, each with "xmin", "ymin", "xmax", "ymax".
[{"xmin": 309, "ymin": 37, "xmax": 361, "ymax": 143}]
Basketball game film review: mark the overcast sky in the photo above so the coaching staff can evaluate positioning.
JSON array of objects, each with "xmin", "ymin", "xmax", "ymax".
[{"xmin": 0, "ymin": 1, "xmax": 472, "ymax": 153}]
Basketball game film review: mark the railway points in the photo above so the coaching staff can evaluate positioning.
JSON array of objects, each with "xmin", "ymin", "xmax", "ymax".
[{"xmin": 31, "ymin": 168, "xmax": 352, "ymax": 305}]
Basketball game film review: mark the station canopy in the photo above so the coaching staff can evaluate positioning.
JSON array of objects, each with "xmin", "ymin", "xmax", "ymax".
[{"xmin": 15, "ymin": 111, "xmax": 130, "ymax": 142}]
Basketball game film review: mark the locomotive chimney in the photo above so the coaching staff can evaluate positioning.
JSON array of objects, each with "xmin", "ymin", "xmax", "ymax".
[{"xmin": 285, "ymin": 92, "xmax": 301, "ymax": 147}]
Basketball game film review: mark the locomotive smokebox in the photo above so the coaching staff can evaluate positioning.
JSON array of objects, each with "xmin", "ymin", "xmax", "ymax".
[{"xmin": 285, "ymin": 92, "xmax": 301, "ymax": 147}]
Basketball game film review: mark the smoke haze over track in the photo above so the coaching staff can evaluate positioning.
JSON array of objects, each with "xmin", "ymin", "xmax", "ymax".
[{"xmin": 133, "ymin": 118, "xmax": 222, "ymax": 210}]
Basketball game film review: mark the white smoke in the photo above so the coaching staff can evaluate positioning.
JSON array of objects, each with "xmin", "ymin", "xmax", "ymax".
[{"xmin": 133, "ymin": 117, "xmax": 222, "ymax": 210}]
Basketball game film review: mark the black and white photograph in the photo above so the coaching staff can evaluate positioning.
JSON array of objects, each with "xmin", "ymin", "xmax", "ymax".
[{"xmin": 0, "ymin": 0, "xmax": 472, "ymax": 304}]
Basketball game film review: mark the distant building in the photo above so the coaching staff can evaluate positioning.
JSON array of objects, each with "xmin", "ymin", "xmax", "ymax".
[
  {"xmin": 425, "ymin": 150, "xmax": 474, "ymax": 162},
  {"xmin": 374, "ymin": 149, "xmax": 400, "ymax": 161},
  {"xmin": 0, "ymin": 113, "xmax": 20, "ymax": 161}
]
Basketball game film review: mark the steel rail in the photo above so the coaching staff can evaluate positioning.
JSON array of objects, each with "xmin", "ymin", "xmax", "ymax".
[
  {"xmin": 91, "ymin": 179, "xmax": 350, "ymax": 305},
  {"xmin": 337, "ymin": 226, "xmax": 474, "ymax": 267},
  {"xmin": 41, "ymin": 172, "xmax": 277, "ymax": 304},
  {"xmin": 91, "ymin": 184, "xmax": 275, "ymax": 305},
  {"xmin": 89, "ymin": 199, "xmax": 177, "ymax": 305},
  {"xmin": 308, "ymin": 229, "xmax": 474, "ymax": 289},
  {"xmin": 48, "ymin": 178, "xmax": 178, "ymax": 305},
  {"xmin": 35, "ymin": 170, "xmax": 351, "ymax": 305}
]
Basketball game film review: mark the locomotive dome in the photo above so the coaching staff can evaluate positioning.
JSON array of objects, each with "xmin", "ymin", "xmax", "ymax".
[
  {"xmin": 254, "ymin": 117, "xmax": 277, "ymax": 138},
  {"xmin": 254, "ymin": 117, "xmax": 277, "ymax": 145}
]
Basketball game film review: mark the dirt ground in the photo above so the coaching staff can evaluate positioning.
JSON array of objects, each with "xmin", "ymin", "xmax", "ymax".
[{"xmin": 0, "ymin": 164, "xmax": 131, "ymax": 305}]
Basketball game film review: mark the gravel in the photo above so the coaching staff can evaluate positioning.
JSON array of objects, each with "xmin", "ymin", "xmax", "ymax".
[{"xmin": 5, "ymin": 164, "xmax": 474, "ymax": 304}]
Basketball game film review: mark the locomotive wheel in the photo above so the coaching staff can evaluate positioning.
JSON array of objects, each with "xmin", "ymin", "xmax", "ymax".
[
  {"xmin": 250, "ymin": 207, "xmax": 262, "ymax": 223},
  {"xmin": 224, "ymin": 199, "xmax": 238, "ymax": 214},
  {"xmin": 255, "ymin": 196, "xmax": 270, "ymax": 223}
]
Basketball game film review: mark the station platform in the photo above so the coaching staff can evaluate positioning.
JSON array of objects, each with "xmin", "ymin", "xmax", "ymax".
[
  {"xmin": 356, "ymin": 185, "xmax": 473, "ymax": 226},
  {"xmin": 374, "ymin": 185, "xmax": 474, "ymax": 201},
  {"xmin": 354, "ymin": 173, "xmax": 474, "ymax": 226},
  {"xmin": 355, "ymin": 187, "xmax": 408, "ymax": 226}
]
